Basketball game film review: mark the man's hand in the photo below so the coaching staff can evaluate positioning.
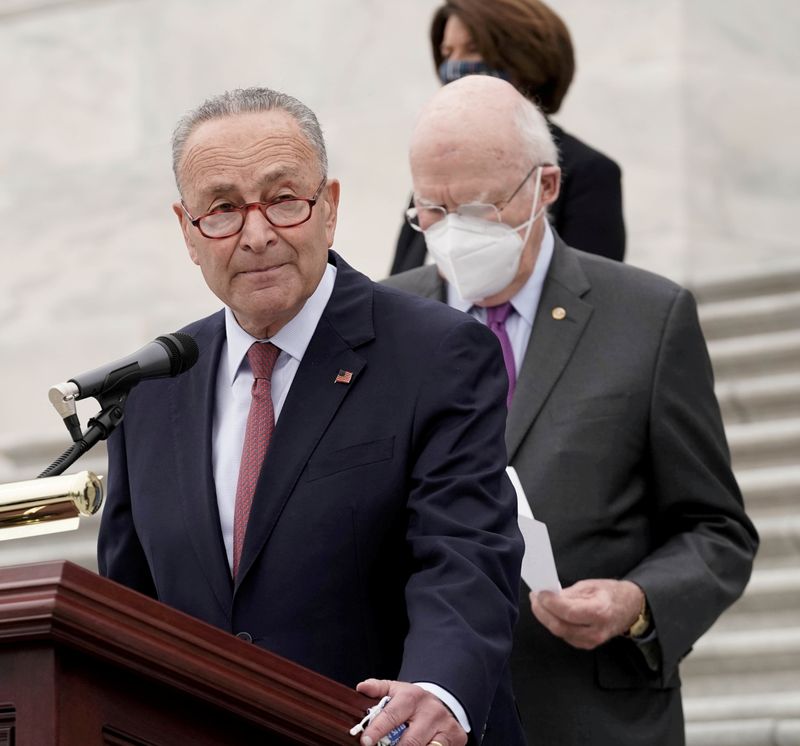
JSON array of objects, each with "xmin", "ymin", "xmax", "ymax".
[
  {"xmin": 355, "ymin": 679, "xmax": 467, "ymax": 746},
  {"xmin": 531, "ymin": 579, "xmax": 644, "ymax": 649}
]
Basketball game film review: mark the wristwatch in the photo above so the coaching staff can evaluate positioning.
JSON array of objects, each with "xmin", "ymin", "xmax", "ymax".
[{"xmin": 626, "ymin": 596, "xmax": 652, "ymax": 638}]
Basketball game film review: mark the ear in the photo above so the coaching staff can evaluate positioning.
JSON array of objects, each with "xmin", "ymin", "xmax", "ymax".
[
  {"xmin": 322, "ymin": 179, "xmax": 341, "ymax": 248},
  {"xmin": 540, "ymin": 166, "xmax": 562, "ymax": 208},
  {"xmin": 172, "ymin": 201, "xmax": 200, "ymax": 265}
]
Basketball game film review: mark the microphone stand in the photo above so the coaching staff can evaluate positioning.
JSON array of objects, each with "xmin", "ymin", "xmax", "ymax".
[{"xmin": 38, "ymin": 389, "xmax": 129, "ymax": 478}]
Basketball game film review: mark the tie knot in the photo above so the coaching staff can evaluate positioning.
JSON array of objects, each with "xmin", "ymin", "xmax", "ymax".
[
  {"xmin": 247, "ymin": 342, "xmax": 280, "ymax": 380},
  {"xmin": 486, "ymin": 301, "xmax": 514, "ymax": 326}
]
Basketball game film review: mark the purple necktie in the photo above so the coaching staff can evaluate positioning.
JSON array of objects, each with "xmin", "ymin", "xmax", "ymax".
[
  {"xmin": 486, "ymin": 302, "xmax": 516, "ymax": 407},
  {"xmin": 233, "ymin": 342, "xmax": 280, "ymax": 578}
]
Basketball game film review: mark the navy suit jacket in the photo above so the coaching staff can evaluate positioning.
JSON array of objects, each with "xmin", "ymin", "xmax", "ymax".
[{"xmin": 98, "ymin": 252, "xmax": 525, "ymax": 744}]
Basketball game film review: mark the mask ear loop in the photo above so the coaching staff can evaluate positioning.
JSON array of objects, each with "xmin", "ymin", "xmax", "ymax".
[{"xmin": 517, "ymin": 166, "xmax": 544, "ymax": 250}]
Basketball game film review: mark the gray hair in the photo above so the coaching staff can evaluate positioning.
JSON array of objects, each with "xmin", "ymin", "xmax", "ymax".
[
  {"xmin": 514, "ymin": 96, "xmax": 559, "ymax": 168},
  {"xmin": 171, "ymin": 86, "xmax": 328, "ymax": 192}
]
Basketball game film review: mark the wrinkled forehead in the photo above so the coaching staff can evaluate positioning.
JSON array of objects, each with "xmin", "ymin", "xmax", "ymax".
[
  {"xmin": 411, "ymin": 103, "xmax": 522, "ymax": 172},
  {"xmin": 178, "ymin": 111, "xmax": 321, "ymax": 197},
  {"xmin": 410, "ymin": 129, "xmax": 523, "ymax": 205}
]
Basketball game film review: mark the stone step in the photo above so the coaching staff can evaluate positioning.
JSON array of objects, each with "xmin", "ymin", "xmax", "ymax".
[
  {"xmin": 729, "ymin": 565, "xmax": 800, "ymax": 616},
  {"xmin": 684, "ymin": 668, "xmax": 800, "ymax": 701},
  {"xmin": 738, "ymin": 465, "xmax": 800, "ymax": 517},
  {"xmin": 712, "ymin": 607, "xmax": 800, "ymax": 633},
  {"xmin": 685, "ymin": 691, "xmax": 800, "ymax": 725},
  {"xmin": 750, "ymin": 514, "xmax": 800, "ymax": 563},
  {"xmin": 718, "ymin": 373, "xmax": 800, "ymax": 424},
  {"xmin": 691, "ymin": 261, "xmax": 800, "ymax": 304},
  {"xmin": 699, "ymin": 290, "xmax": 800, "ymax": 340},
  {"xmin": 686, "ymin": 717, "xmax": 800, "ymax": 746},
  {"xmin": 681, "ymin": 627, "xmax": 800, "ymax": 678},
  {"xmin": 708, "ymin": 329, "xmax": 800, "ymax": 379},
  {"xmin": 727, "ymin": 418, "xmax": 800, "ymax": 470}
]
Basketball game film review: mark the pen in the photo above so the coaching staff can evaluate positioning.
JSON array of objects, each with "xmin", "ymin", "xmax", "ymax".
[{"xmin": 349, "ymin": 695, "xmax": 408, "ymax": 745}]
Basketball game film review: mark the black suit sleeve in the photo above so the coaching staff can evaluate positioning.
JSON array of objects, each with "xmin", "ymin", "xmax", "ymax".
[
  {"xmin": 553, "ymin": 154, "xmax": 626, "ymax": 261},
  {"xmin": 390, "ymin": 196, "xmax": 429, "ymax": 274},
  {"xmin": 625, "ymin": 288, "xmax": 758, "ymax": 679},
  {"xmin": 97, "ymin": 423, "xmax": 158, "ymax": 598}
]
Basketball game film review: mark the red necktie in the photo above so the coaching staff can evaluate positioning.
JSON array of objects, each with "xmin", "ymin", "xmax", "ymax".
[
  {"xmin": 486, "ymin": 302, "xmax": 517, "ymax": 408},
  {"xmin": 232, "ymin": 342, "xmax": 280, "ymax": 578}
]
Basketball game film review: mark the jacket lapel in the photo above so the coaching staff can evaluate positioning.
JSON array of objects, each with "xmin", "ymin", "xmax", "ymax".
[
  {"xmin": 235, "ymin": 255, "xmax": 374, "ymax": 588},
  {"xmin": 389, "ymin": 247, "xmax": 593, "ymax": 460},
  {"xmin": 506, "ymin": 238, "xmax": 593, "ymax": 460},
  {"xmin": 171, "ymin": 310, "xmax": 234, "ymax": 617}
]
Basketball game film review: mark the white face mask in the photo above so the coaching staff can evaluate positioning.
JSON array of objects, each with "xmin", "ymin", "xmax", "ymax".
[{"xmin": 424, "ymin": 167, "xmax": 544, "ymax": 303}]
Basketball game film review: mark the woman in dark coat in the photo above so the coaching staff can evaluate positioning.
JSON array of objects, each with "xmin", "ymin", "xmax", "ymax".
[{"xmin": 390, "ymin": 0, "xmax": 625, "ymax": 274}]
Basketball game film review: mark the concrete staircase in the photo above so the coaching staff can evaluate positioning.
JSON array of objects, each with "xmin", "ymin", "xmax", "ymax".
[{"xmin": 684, "ymin": 262, "xmax": 800, "ymax": 746}]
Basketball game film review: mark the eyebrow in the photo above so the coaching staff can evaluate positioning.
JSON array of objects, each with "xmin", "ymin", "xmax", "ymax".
[
  {"xmin": 414, "ymin": 194, "xmax": 444, "ymax": 207},
  {"xmin": 203, "ymin": 183, "xmax": 238, "ymax": 198},
  {"xmin": 415, "ymin": 191, "xmax": 496, "ymax": 208}
]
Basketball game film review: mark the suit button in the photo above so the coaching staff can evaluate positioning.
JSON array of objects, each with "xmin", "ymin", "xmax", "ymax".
[{"xmin": 235, "ymin": 631, "xmax": 253, "ymax": 643}]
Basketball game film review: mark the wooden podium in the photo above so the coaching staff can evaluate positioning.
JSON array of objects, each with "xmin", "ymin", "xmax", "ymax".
[{"xmin": 0, "ymin": 561, "xmax": 372, "ymax": 745}]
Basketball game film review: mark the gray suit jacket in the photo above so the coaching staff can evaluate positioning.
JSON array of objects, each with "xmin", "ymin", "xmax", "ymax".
[{"xmin": 382, "ymin": 236, "xmax": 758, "ymax": 745}]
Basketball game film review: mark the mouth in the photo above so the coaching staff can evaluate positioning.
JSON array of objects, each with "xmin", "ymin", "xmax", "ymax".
[{"xmin": 238, "ymin": 263, "xmax": 287, "ymax": 278}]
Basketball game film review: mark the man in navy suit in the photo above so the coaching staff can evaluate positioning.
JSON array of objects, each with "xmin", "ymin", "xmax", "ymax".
[{"xmin": 98, "ymin": 87, "xmax": 525, "ymax": 746}]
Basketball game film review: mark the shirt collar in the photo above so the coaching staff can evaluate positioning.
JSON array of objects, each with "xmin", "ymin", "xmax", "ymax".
[
  {"xmin": 447, "ymin": 220, "xmax": 555, "ymax": 321},
  {"xmin": 222, "ymin": 262, "xmax": 338, "ymax": 386}
]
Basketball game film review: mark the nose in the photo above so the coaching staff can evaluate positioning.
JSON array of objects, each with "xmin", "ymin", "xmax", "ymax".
[{"xmin": 239, "ymin": 204, "xmax": 277, "ymax": 252}]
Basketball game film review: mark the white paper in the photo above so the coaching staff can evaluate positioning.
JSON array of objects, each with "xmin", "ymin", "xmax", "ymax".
[
  {"xmin": 517, "ymin": 515, "xmax": 562, "ymax": 592},
  {"xmin": 506, "ymin": 467, "xmax": 561, "ymax": 593},
  {"xmin": 506, "ymin": 466, "xmax": 533, "ymax": 519}
]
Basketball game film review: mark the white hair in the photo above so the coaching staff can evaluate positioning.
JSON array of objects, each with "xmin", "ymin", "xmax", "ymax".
[
  {"xmin": 171, "ymin": 87, "xmax": 328, "ymax": 193},
  {"xmin": 514, "ymin": 96, "xmax": 559, "ymax": 167}
]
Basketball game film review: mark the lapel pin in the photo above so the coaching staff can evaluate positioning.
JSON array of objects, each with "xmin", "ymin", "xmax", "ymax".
[
  {"xmin": 335, "ymin": 369, "xmax": 353, "ymax": 384},
  {"xmin": 552, "ymin": 306, "xmax": 567, "ymax": 320}
]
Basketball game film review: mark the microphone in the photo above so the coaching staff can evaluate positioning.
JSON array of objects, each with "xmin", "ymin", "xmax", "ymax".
[
  {"xmin": 49, "ymin": 332, "xmax": 199, "ymax": 423},
  {"xmin": 41, "ymin": 332, "xmax": 198, "ymax": 466}
]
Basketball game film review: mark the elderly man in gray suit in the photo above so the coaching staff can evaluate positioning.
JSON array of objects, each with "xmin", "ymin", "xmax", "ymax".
[{"xmin": 383, "ymin": 76, "xmax": 758, "ymax": 746}]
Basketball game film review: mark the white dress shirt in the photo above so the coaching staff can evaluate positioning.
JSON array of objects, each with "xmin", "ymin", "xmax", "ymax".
[{"xmin": 212, "ymin": 263, "xmax": 337, "ymax": 570}]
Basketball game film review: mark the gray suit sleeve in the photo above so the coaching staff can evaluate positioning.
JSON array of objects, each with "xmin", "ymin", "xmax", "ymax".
[{"xmin": 624, "ymin": 287, "xmax": 758, "ymax": 680}]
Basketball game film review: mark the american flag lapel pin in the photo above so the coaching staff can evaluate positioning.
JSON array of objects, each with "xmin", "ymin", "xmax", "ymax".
[{"xmin": 335, "ymin": 369, "xmax": 353, "ymax": 384}]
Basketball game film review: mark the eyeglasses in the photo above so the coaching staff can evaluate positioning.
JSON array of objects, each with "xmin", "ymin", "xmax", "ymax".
[
  {"xmin": 406, "ymin": 164, "xmax": 539, "ymax": 232},
  {"xmin": 183, "ymin": 177, "xmax": 327, "ymax": 239}
]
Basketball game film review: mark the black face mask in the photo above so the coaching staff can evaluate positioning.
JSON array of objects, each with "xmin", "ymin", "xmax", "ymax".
[{"xmin": 438, "ymin": 59, "xmax": 511, "ymax": 85}]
